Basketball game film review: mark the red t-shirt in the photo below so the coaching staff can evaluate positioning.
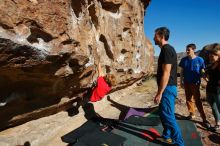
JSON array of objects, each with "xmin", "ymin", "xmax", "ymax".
[{"xmin": 90, "ymin": 76, "xmax": 111, "ymax": 102}]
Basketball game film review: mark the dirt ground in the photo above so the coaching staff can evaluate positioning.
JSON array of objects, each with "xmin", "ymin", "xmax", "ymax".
[
  {"xmin": 0, "ymin": 77, "xmax": 219, "ymax": 146},
  {"xmin": 175, "ymin": 78, "xmax": 220, "ymax": 146}
]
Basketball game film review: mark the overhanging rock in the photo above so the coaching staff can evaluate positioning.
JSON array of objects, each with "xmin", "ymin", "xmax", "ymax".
[{"xmin": 0, "ymin": 0, "xmax": 153, "ymax": 129}]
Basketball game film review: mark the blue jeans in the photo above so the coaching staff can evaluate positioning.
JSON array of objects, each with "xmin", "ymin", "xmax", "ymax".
[
  {"xmin": 159, "ymin": 86, "xmax": 184, "ymax": 146},
  {"xmin": 218, "ymin": 87, "xmax": 220, "ymax": 113},
  {"xmin": 207, "ymin": 87, "xmax": 220, "ymax": 123}
]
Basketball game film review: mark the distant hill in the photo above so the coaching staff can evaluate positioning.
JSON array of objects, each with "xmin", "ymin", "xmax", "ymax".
[
  {"xmin": 153, "ymin": 42, "xmax": 220, "ymax": 74},
  {"xmin": 153, "ymin": 50, "xmax": 201, "ymax": 74},
  {"xmin": 154, "ymin": 51, "xmax": 186, "ymax": 61},
  {"xmin": 198, "ymin": 43, "xmax": 220, "ymax": 64}
]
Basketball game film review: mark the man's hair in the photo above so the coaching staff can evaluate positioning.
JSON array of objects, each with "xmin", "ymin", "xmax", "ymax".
[
  {"xmin": 186, "ymin": 43, "xmax": 196, "ymax": 50},
  {"xmin": 155, "ymin": 27, "xmax": 170, "ymax": 41},
  {"xmin": 104, "ymin": 74, "xmax": 116, "ymax": 87}
]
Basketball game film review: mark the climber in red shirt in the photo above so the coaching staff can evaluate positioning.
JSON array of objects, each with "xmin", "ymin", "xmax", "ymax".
[
  {"xmin": 90, "ymin": 62, "xmax": 116, "ymax": 102},
  {"xmin": 69, "ymin": 62, "xmax": 116, "ymax": 116},
  {"xmin": 72, "ymin": 62, "xmax": 116, "ymax": 112}
]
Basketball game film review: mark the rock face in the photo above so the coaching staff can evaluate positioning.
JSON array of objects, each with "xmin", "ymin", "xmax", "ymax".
[
  {"xmin": 0, "ymin": 0, "xmax": 153, "ymax": 129},
  {"xmin": 199, "ymin": 43, "xmax": 220, "ymax": 64}
]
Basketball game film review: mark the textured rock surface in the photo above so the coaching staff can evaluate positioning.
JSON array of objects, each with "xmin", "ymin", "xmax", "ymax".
[
  {"xmin": 0, "ymin": 0, "xmax": 153, "ymax": 129},
  {"xmin": 199, "ymin": 43, "xmax": 220, "ymax": 64}
]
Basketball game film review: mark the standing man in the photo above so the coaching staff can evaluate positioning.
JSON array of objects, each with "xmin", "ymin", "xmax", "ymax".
[
  {"xmin": 153, "ymin": 27, "xmax": 184, "ymax": 146},
  {"xmin": 179, "ymin": 44, "xmax": 210, "ymax": 128}
]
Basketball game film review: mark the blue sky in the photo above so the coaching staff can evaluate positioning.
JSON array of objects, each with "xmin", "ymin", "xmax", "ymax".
[{"xmin": 144, "ymin": 0, "xmax": 220, "ymax": 56}]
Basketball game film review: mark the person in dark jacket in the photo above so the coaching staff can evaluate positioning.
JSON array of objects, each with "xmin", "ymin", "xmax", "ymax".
[{"xmin": 205, "ymin": 47, "xmax": 220, "ymax": 131}]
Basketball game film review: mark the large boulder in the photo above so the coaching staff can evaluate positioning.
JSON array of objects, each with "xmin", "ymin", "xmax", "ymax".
[
  {"xmin": 199, "ymin": 43, "xmax": 220, "ymax": 64},
  {"xmin": 0, "ymin": 0, "xmax": 153, "ymax": 129}
]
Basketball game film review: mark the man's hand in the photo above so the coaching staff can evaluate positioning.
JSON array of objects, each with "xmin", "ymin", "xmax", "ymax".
[
  {"xmin": 180, "ymin": 68, "xmax": 184, "ymax": 88},
  {"xmin": 153, "ymin": 93, "xmax": 162, "ymax": 104}
]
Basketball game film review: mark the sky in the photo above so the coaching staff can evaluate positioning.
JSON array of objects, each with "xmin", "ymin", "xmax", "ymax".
[{"xmin": 144, "ymin": 0, "xmax": 220, "ymax": 56}]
